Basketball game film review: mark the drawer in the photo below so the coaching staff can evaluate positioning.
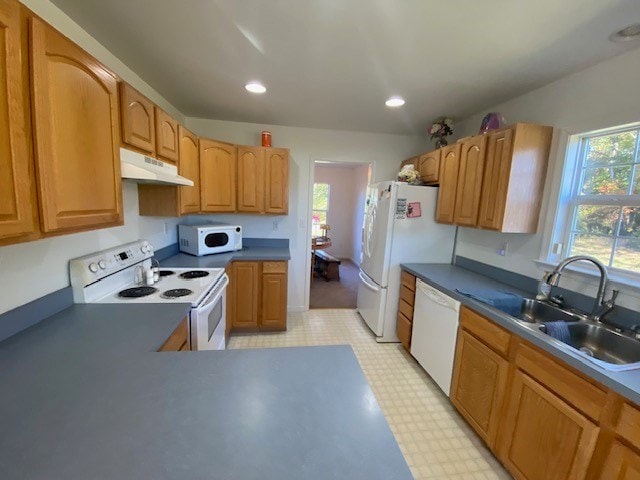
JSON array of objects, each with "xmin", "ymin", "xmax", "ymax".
[
  {"xmin": 397, "ymin": 313, "xmax": 412, "ymax": 350},
  {"xmin": 616, "ymin": 402, "xmax": 640, "ymax": 449},
  {"xmin": 460, "ymin": 307, "xmax": 511, "ymax": 357},
  {"xmin": 515, "ymin": 342, "xmax": 607, "ymax": 421},
  {"xmin": 401, "ymin": 271, "xmax": 416, "ymax": 292},
  {"xmin": 262, "ymin": 261, "xmax": 287, "ymax": 274},
  {"xmin": 400, "ymin": 285, "xmax": 415, "ymax": 306},
  {"xmin": 399, "ymin": 299, "xmax": 413, "ymax": 320}
]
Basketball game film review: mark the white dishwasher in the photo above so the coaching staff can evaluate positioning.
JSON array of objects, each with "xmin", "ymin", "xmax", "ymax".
[{"xmin": 410, "ymin": 279, "xmax": 461, "ymax": 397}]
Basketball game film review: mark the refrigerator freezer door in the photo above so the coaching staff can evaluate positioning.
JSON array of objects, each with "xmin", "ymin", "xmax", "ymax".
[
  {"xmin": 356, "ymin": 269, "xmax": 387, "ymax": 337},
  {"xmin": 360, "ymin": 181, "xmax": 395, "ymax": 287}
]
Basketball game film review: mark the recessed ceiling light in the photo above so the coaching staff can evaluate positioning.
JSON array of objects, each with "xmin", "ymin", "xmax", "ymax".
[
  {"xmin": 385, "ymin": 97, "xmax": 405, "ymax": 108},
  {"xmin": 609, "ymin": 23, "xmax": 640, "ymax": 42},
  {"xmin": 245, "ymin": 82, "xmax": 267, "ymax": 94}
]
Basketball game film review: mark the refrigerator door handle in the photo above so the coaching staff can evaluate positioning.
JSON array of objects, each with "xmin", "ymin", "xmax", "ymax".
[{"xmin": 359, "ymin": 271, "xmax": 380, "ymax": 292}]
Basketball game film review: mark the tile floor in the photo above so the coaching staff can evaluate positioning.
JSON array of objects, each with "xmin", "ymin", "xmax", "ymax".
[{"xmin": 228, "ymin": 309, "xmax": 512, "ymax": 479}]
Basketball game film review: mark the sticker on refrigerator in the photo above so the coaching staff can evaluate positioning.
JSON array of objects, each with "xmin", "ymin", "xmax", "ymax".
[
  {"xmin": 396, "ymin": 198, "xmax": 407, "ymax": 219},
  {"xmin": 407, "ymin": 202, "xmax": 421, "ymax": 218}
]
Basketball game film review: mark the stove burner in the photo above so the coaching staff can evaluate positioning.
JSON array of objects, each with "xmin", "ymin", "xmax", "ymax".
[
  {"xmin": 118, "ymin": 286, "xmax": 158, "ymax": 298},
  {"xmin": 158, "ymin": 270, "xmax": 175, "ymax": 277},
  {"xmin": 162, "ymin": 288, "xmax": 193, "ymax": 299},
  {"xmin": 179, "ymin": 270, "xmax": 210, "ymax": 279}
]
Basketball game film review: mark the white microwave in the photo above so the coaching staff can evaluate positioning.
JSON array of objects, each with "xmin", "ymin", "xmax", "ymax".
[{"xmin": 179, "ymin": 224, "xmax": 242, "ymax": 256}]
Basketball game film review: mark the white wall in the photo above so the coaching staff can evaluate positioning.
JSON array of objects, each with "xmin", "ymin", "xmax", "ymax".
[
  {"xmin": 454, "ymin": 46, "xmax": 640, "ymax": 311},
  {"xmin": 185, "ymin": 117, "xmax": 428, "ymax": 310}
]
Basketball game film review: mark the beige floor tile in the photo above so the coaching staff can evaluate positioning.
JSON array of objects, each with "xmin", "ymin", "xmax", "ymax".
[{"xmin": 228, "ymin": 309, "xmax": 512, "ymax": 479}]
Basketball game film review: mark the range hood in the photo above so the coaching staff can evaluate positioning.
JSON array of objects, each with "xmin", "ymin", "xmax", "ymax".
[{"xmin": 120, "ymin": 148, "xmax": 194, "ymax": 186}]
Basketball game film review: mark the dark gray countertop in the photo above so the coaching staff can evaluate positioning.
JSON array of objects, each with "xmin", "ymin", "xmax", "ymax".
[
  {"xmin": 160, "ymin": 246, "xmax": 291, "ymax": 269},
  {"xmin": 0, "ymin": 303, "xmax": 410, "ymax": 479},
  {"xmin": 402, "ymin": 263, "xmax": 640, "ymax": 406}
]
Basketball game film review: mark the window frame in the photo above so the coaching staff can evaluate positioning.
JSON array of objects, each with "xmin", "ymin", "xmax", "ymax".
[{"xmin": 311, "ymin": 182, "xmax": 330, "ymax": 238}]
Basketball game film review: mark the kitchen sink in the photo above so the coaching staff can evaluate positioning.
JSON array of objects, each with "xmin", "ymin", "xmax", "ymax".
[{"xmin": 517, "ymin": 298, "xmax": 586, "ymax": 324}]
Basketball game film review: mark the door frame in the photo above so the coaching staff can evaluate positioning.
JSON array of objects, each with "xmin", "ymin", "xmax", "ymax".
[{"xmin": 304, "ymin": 157, "xmax": 373, "ymax": 310}]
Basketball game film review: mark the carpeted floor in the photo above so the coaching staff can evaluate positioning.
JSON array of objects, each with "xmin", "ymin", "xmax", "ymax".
[{"xmin": 310, "ymin": 259, "xmax": 359, "ymax": 308}]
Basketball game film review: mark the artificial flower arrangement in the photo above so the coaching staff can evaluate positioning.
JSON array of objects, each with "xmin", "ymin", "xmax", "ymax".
[
  {"xmin": 429, "ymin": 117, "xmax": 454, "ymax": 148},
  {"xmin": 397, "ymin": 164, "xmax": 420, "ymax": 184}
]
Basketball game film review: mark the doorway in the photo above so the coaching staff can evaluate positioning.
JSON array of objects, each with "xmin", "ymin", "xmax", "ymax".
[{"xmin": 308, "ymin": 160, "xmax": 371, "ymax": 309}]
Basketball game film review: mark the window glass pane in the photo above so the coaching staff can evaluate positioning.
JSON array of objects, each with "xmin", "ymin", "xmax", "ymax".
[
  {"xmin": 311, "ymin": 211, "xmax": 326, "ymax": 237},
  {"xmin": 633, "ymin": 167, "xmax": 640, "ymax": 195},
  {"xmin": 313, "ymin": 183, "xmax": 329, "ymax": 210},
  {"xmin": 613, "ymin": 237, "xmax": 640, "ymax": 271},
  {"xmin": 619, "ymin": 207, "xmax": 640, "ymax": 238},
  {"xmin": 573, "ymin": 205, "xmax": 620, "ymax": 235},
  {"xmin": 580, "ymin": 166, "xmax": 632, "ymax": 195},
  {"xmin": 569, "ymin": 233, "xmax": 613, "ymax": 266},
  {"xmin": 585, "ymin": 131, "xmax": 637, "ymax": 167}
]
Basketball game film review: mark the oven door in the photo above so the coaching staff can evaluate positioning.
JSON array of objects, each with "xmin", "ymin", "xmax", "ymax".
[{"xmin": 190, "ymin": 274, "xmax": 229, "ymax": 350}]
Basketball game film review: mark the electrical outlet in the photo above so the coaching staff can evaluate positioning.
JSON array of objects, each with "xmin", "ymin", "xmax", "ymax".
[
  {"xmin": 498, "ymin": 242, "xmax": 509, "ymax": 256},
  {"xmin": 272, "ymin": 220, "xmax": 278, "ymax": 231},
  {"xmin": 164, "ymin": 222, "xmax": 170, "ymax": 234}
]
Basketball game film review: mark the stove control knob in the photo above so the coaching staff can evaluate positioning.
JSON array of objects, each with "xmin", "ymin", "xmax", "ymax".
[
  {"xmin": 98, "ymin": 260, "xmax": 107, "ymax": 270},
  {"xmin": 140, "ymin": 246, "xmax": 147, "ymax": 253},
  {"xmin": 89, "ymin": 263, "xmax": 99, "ymax": 273}
]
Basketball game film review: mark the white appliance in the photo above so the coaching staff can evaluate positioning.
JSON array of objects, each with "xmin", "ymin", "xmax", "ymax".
[
  {"xmin": 120, "ymin": 147, "xmax": 194, "ymax": 186},
  {"xmin": 411, "ymin": 279, "xmax": 461, "ymax": 396},
  {"xmin": 179, "ymin": 223, "xmax": 243, "ymax": 256},
  {"xmin": 356, "ymin": 181, "xmax": 455, "ymax": 342},
  {"xmin": 69, "ymin": 240, "xmax": 228, "ymax": 350}
]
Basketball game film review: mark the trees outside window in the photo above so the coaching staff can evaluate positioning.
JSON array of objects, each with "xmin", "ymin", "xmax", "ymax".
[{"xmin": 312, "ymin": 183, "xmax": 330, "ymax": 237}]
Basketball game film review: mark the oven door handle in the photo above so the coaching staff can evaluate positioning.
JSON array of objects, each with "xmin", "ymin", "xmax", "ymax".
[{"xmin": 198, "ymin": 274, "xmax": 229, "ymax": 311}]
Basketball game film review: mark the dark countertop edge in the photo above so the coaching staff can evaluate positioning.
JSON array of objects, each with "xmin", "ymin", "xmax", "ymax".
[
  {"xmin": 401, "ymin": 263, "xmax": 640, "ymax": 406},
  {"xmin": 159, "ymin": 246, "xmax": 291, "ymax": 269}
]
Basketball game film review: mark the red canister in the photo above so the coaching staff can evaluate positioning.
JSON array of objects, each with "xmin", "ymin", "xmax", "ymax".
[{"xmin": 261, "ymin": 131, "xmax": 272, "ymax": 147}]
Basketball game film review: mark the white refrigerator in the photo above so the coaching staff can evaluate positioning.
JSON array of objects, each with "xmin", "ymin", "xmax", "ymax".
[{"xmin": 356, "ymin": 181, "xmax": 456, "ymax": 342}]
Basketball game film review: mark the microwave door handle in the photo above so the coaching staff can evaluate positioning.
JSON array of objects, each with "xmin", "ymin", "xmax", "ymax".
[{"xmin": 198, "ymin": 274, "xmax": 229, "ymax": 311}]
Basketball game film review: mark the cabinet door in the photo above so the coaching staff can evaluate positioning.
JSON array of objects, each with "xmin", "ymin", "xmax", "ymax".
[
  {"xmin": 264, "ymin": 148, "xmax": 289, "ymax": 214},
  {"xmin": 155, "ymin": 107, "xmax": 179, "ymax": 163},
  {"xmin": 418, "ymin": 150, "xmax": 441, "ymax": 184},
  {"xmin": 453, "ymin": 136, "xmax": 487, "ymax": 226},
  {"xmin": 261, "ymin": 263, "xmax": 287, "ymax": 330},
  {"xmin": 119, "ymin": 83, "xmax": 155, "ymax": 153},
  {"xmin": 0, "ymin": 0, "xmax": 39, "ymax": 244},
  {"xmin": 30, "ymin": 18, "xmax": 122, "ymax": 233},
  {"xmin": 232, "ymin": 262, "xmax": 259, "ymax": 328},
  {"xmin": 435, "ymin": 143, "xmax": 461, "ymax": 223},
  {"xmin": 598, "ymin": 441, "xmax": 640, "ymax": 480},
  {"xmin": 200, "ymin": 138, "xmax": 236, "ymax": 212},
  {"xmin": 477, "ymin": 128, "xmax": 514, "ymax": 230},
  {"xmin": 237, "ymin": 146, "xmax": 264, "ymax": 213},
  {"xmin": 499, "ymin": 370, "xmax": 599, "ymax": 480},
  {"xmin": 178, "ymin": 126, "xmax": 200, "ymax": 214},
  {"xmin": 450, "ymin": 330, "xmax": 508, "ymax": 448}
]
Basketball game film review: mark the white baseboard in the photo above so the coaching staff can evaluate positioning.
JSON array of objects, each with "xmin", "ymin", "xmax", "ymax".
[{"xmin": 287, "ymin": 305, "xmax": 307, "ymax": 313}]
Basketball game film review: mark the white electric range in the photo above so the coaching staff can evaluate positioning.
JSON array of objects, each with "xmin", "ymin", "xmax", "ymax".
[{"xmin": 69, "ymin": 240, "xmax": 228, "ymax": 350}]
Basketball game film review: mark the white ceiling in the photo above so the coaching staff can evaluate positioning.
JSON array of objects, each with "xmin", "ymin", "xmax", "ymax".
[{"xmin": 51, "ymin": 0, "xmax": 640, "ymax": 135}]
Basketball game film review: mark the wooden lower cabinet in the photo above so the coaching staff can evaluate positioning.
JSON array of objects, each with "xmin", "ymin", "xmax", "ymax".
[
  {"xmin": 228, "ymin": 260, "xmax": 288, "ymax": 332},
  {"xmin": 396, "ymin": 271, "xmax": 416, "ymax": 349},
  {"xmin": 158, "ymin": 317, "xmax": 189, "ymax": 352},
  {"xmin": 597, "ymin": 441, "xmax": 640, "ymax": 479}
]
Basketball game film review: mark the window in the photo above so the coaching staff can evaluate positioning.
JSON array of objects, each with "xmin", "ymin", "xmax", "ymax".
[
  {"xmin": 312, "ymin": 183, "xmax": 330, "ymax": 237},
  {"xmin": 561, "ymin": 126, "xmax": 640, "ymax": 273}
]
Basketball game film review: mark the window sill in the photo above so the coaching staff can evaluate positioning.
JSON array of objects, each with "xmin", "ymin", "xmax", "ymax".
[{"xmin": 534, "ymin": 259, "xmax": 640, "ymax": 293}]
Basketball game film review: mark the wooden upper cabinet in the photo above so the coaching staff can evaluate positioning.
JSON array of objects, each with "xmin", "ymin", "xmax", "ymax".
[
  {"xmin": 264, "ymin": 148, "xmax": 289, "ymax": 214},
  {"xmin": 200, "ymin": 138, "xmax": 237, "ymax": 212},
  {"xmin": 453, "ymin": 135, "xmax": 487, "ymax": 226},
  {"xmin": 435, "ymin": 143, "xmax": 461, "ymax": 224},
  {"xmin": 30, "ymin": 17, "xmax": 122, "ymax": 233},
  {"xmin": 178, "ymin": 126, "xmax": 200, "ymax": 214},
  {"xmin": 400, "ymin": 156, "xmax": 418, "ymax": 170},
  {"xmin": 154, "ymin": 107, "xmax": 179, "ymax": 163},
  {"xmin": 418, "ymin": 150, "xmax": 441, "ymax": 184},
  {"xmin": 119, "ymin": 83, "xmax": 155, "ymax": 153},
  {"xmin": 237, "ymin": 146, "xmax": 264, "ymax": 213},
  {"xmin": 0, "ymin": 0, "xmax": 39, "ymax": 244},
  {"xmin": 477, "ymin": 123, "xmax": 552, "ymax": 233}
]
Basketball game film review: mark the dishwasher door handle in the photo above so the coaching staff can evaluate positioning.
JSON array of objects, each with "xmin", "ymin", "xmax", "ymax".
[
  {"xmin": 417, "ymin": 280, "xmax": 459, "ymax": 310},
  {"xmin": 359, "ymin": 271, "xmax": 380, "ymax": 292}
]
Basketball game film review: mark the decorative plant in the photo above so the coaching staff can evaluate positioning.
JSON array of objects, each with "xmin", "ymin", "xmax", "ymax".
[
  {"xmin": 397, "ymin": 165, "xmax": 420, "ymax": 184},
  {"xmin": 429, "ymin": 117, "xmax": 454, "ymax": 148}
]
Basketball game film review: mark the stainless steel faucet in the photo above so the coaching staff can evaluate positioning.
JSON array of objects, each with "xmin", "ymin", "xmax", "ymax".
[{"xmin": 546, "ymin": 255, "xmax": 618, "ymax": 321}]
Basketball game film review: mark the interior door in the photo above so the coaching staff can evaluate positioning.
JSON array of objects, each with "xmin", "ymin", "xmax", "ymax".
[{"xmin": 360, "ymin": 181, "xmax": 394, "ymax": 286}]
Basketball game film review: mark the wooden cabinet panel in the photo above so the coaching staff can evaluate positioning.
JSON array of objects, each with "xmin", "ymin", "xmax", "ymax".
[
  {"xmin": 477, "ymin": 128, "xmax": 513, "ymax": 230},
  {"xmin": 598, "ymin": 442, "xmax": 640, "ymax": 480},
  {"xmin": 0, "ymin": 0, "xmax": 39, "ymax": 244},
  {"xmin": 264, "ymin": 148, "xmax": 289, "ymax": 214},
  {"xmin": 154, "ymin": 107, "xmax": 179, "ymax": 163},
  {"xmin": 401, "ymin": 271, "xmax": 416, "ymax": 291},
  {"xmin": 119, "ymin": 83, "xmax": 155, "ymax": 153},
  {"xmin": 178, "ymin": 126, "xmax": 200, "ymax": 214},
  {"xmin": 158, "ymin": 317, "xmax": 189, "ymax": 352},
  {"xmin": 237, "ymin": 146, "xmax": 264, "ymax": 213},
  {"xmin": 451, "ymin": 330, "xmax": 509, "ymax": 448},
  {"xmin": 399, "ymin": 299, "xmax": 413, "ymax": 320},
  {"xmin": 200, "ymin": 138, "xmax": 236, "ymax": 212},
  {"xmin": 499, "ymin": 370, "xmax": 599, "ymax": 480},
  {"xmin": 30, "ymin": 18, "xmax": 122, "ymax": 233},
  {"xmin": 261, "ymin": 265, "xmax": 287, "ymax": 331},
  {"xmin": 418, "ymin": 150, "xmax": 441, "ymax": 184},
  {"xmin": 400, "ymin": 285, "xmax": 415, "ymax": 306},
  {"xmin": 453, "ymin": 135, "xmax": 487, "ymax": 226},
  {"xmin": 232, "ymin": 262, "xmax": 259, "ymax": 328},
  {"xmin": 400, "ymin": 156, "xmax": 418, "ymax": 170},
  {"xmin": 396, "ymin": 313, "xmax": 412, "ymax": 350},
  {"xmin": 616, "ymin": 402, "xmax": 640, "ymax": 448},
  {"xmin": 460, "ymin": 307, "xmax": 511, "ymax": 357},
  {"xmin": 435, "ymin": 143, "xmax": 461, "ymax": 224}
]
